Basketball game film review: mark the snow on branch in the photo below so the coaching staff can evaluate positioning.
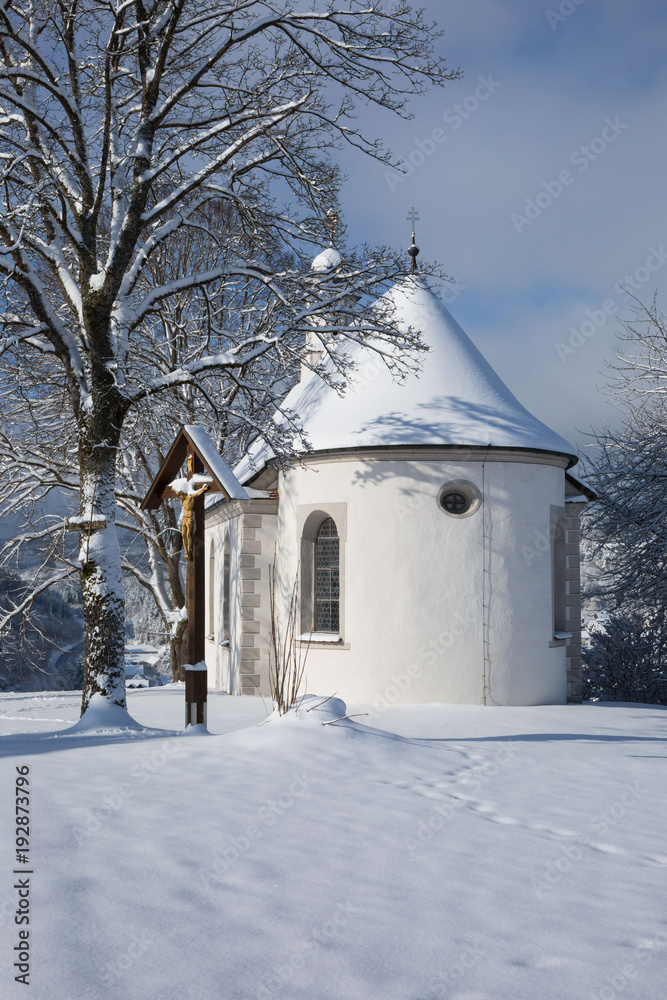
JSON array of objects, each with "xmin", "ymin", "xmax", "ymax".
[
  {"xmin": 0, "ymin": 567, "xmax": 78, "ymax": 633},
  {"xmin": 0, "ymin": 0, "xmax": 456, "ymax": 703}
]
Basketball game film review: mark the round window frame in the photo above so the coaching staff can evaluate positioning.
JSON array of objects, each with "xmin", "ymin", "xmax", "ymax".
[{"xmin": 437, "ymin": 480, "xmax": 482, "ymax": 519}]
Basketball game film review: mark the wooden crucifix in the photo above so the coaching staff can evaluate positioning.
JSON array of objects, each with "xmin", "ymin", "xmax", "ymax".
[
  {"xmin": 141, "ymin": 425, "xmax": 249, "ymax": 728},
  {"xmin": 183, "ymin": 446, "xmax": 208, "ymax": 726}
]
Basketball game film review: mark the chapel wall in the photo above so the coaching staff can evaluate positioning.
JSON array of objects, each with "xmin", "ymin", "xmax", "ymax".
[
  {"xmin": 204, "ymin": 510, "xmax": 241, "ymax": 693},
  {"xmin": 276, "ymin": 454, "xmax": 569, "ymax": 707}
]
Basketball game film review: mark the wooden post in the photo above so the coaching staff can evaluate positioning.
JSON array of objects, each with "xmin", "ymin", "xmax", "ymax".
[
  {"xmin": 185, "ymin": 446, "xmax": 208, "ymax": 727},
  {"xmin": 185, "ymin": 665, "xmax": 208, "ymax": 726}
]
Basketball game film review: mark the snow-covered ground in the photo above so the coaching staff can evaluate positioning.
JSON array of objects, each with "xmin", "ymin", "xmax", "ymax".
[{"xmin": 1, "ymin": 688, "xmax": 665, "ymax": 1000}]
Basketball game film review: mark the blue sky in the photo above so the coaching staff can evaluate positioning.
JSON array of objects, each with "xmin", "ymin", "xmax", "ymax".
[{"xmin": 338, "ymin": 0, "xmax": 667, "ymax": 458}]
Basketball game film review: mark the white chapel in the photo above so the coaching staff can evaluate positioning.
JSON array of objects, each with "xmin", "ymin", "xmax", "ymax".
[{"xmin": 203, "ymin": 249, "xmax": 593, "ymax": 707}]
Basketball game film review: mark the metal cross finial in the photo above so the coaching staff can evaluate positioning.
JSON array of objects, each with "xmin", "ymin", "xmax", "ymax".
[{"xmin": 407, "ymin": 207, "xmax": 420, "ymax": 272}]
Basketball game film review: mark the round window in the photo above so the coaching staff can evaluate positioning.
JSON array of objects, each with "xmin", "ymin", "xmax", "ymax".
[
  {"xmin": 440, "ymin": 491, "xmax": 470, "ymax": 514},
  {"xmin": 437, "ymin": 480, "xmax": 482, "ymax": 518}
]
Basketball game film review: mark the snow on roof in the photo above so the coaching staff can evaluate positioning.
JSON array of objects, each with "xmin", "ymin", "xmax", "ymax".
[
  {"xmin": 235, "ymin": 279, "xmax": 577, "ymax": 482},
  {"xmin": 125, "ymin": 643, "xmax": 159, "ymax": 654},
  {"xmin": 126, "ymin": 674, "xmax": 150, "ymax": 688},
  {"xmin": 183, "ymin": 425, "xmax": 248, "ymax": 500},
  {"xmin": 125, "ymin": 643, "xmax": 160, "ymax": 671}
]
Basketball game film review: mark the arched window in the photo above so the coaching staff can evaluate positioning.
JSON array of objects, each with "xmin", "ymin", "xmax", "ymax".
[
  {"xmin": 222, "ymin": 534, "xmax": 230, "ymax": 642},
  {"xmin": 314, "ymin": 516, "xmax": 339, "ymax": 632},
  {"xmin": 299, "ymin": 505, "xmax": 346, "ymax": 640}
]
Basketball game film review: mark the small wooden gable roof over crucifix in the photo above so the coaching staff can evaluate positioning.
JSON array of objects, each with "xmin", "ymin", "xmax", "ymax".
[{"xmin": 141, "ymin": 424, "xmax": 248, "ymax": 510}]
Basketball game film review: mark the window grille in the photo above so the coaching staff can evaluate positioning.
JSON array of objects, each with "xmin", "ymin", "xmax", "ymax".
[
  {"xmin": 314, "ymin": 517, "xmax": 339, "ymax": 632},
  {"xmin": 222, "ymin": 536, "xmax": 230, "ymax": 640}
]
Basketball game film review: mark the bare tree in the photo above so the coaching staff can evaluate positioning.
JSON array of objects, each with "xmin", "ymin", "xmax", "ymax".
[
  {"xmin": 0, "ymin": 0, "xmax": 459, "ymax": 714},
  {"xmin": 582, "ymin": 296, "xmax": 667, "ymax": 702},
  {"xmin": 0, "ymin": 209, "xmax": 315, "ymax": 683},
  {"xmin": 584, "ymin": 399, "xmax": 667, "ymax": 611},
  {"xmin": 583, "ymin": 610, "xmax": 667, "ymax": 704},
  {"xmin": 583, "ymin": 297, "xmax": 667, "ymax": 609}
]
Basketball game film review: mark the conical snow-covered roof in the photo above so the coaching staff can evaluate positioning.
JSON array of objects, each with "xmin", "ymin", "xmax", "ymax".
[{"xmin": 236, "ymin": 280, "xmax": 577, "ymax": 482}]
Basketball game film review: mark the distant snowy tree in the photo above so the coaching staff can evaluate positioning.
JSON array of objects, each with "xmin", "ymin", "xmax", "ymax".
[
  {"xmin": 583, "ymin": 296, "xmax": 667, "ymax": 703},
  {"xmin": 583, "ymin": 611, "xmax": 667, "ymax": 704},
  {"xmin": 0, "ymin": 568, "xmax": 83, "ymax": 690},
  {"xmin": 584, "ymin": 399, "xmax": 667, "ymax": 611},
  {"xmin": 0, "ymin": 0, "xmax": 459, "ymax": 714}
]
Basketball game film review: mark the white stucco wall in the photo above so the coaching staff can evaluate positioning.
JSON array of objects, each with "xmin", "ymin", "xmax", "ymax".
[
  {"xmin": 275, "ymin": 454, "xmax": 568, "ymax": 706},
  {"xmin": 205, "ymin": 513, "xmax": 243, "ymax": 694}
]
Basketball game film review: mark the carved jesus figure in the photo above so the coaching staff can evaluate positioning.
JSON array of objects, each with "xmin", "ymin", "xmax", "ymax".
[{"xmin": 176, "ymin": 483, "xmax": 209, "ymax": 560}]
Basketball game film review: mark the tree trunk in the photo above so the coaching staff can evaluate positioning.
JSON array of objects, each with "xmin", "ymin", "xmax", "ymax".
[
  {"xmin": 170, "ymin": 617, "xmax": 188, "ymax": 683},
  {"xmin": 79, "ymin": 422, "xmax": 127, "ymax": 715}
]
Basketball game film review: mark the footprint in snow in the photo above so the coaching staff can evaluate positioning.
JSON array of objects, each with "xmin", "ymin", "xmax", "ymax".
[
  {"xmin": 587, "ymin": 841, "xmax": 626, "ymax": 855},
  {"xmin": 533, "ymin": 955, "xmax": 571, "ymax": 969}
]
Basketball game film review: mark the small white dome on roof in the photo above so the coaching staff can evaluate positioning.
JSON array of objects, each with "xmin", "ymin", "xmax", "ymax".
[{"xmin": 312, "ymin": 247, "xmax": 342, "ymax": 272}]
